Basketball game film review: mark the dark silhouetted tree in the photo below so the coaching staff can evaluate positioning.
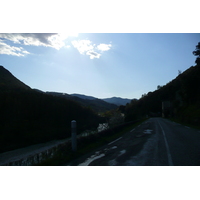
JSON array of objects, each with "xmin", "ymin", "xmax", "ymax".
[
  {"xmin": 193, "ymin": 42, "xmax": 200, "ymax": 66},
  {"xmin": 157, "ymin": 85, "xmax": 161, "ymax": 90}
]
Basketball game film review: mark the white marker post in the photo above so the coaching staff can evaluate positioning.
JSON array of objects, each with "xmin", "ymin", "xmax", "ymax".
[{"xmin": 71, "ymin": 120, "xmax": 77, "ymax": 152}]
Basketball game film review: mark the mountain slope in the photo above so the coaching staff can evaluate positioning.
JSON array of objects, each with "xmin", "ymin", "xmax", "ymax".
[
  {"xmin": 71, "ymin": 93, "xmax": 133, "ymax": 106},
  {"xmin": 70, "ymin": 93, "xmax": 97, "ymax": 100},
  {"xmin": 0, "ymin": 66, "xmax": 102, "ymax": 153},
  {"xmin": 103, "ymin": 97, "xmax": 132, "ymax": 106},
  {"xmin": 46, "ymin": 92, "xmax": 118, "ymax": 112},
  {"xmin": 125, "ymin": 64, "xmax": 200, "ymax": 126},
  {"xmin": 0, "ymin": 65, "xmax": 31, "ymax": 91}
]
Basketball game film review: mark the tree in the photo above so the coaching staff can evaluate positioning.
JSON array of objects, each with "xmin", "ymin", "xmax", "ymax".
[
  {"xmin": 157, "ymin": 85, "xmax": 161, "ymax": 90},
  {"xmin": 141, "ymin": 93, "xmax": 147, "ymax": 98},
  {"xmin": 108, "ymin": 110, "xmax": 124, "ymax": 127},
  {"xmin": 193, "ymin": 42, "xmax": 200, "ymax": 66}
]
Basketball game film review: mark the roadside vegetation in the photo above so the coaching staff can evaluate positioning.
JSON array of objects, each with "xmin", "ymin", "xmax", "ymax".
[
  {"xmin": 37, "ymin": 118, "xmax": 147, "ymax": 166},
  {"xmin": 124, "ymin": 42, "xmax": 200, "ymax": 128}
]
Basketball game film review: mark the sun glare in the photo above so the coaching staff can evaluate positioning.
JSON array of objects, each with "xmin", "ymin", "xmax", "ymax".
[{"xmin": 59, "ymin": 33, "xmax": 79, "ymax": 39}]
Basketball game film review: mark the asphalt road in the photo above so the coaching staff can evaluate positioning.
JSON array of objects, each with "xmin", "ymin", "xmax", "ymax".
[{"xmin": 66, "ymin": 118, "xmax": 200, "ymax": 166}]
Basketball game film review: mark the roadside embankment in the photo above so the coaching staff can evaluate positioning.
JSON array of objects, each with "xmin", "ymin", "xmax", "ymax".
[
  {"xmin": 0, "ymin": 139, "xmax": 70, "ymax": 166},
  {"xmin": 0, "ymin": 119, "xmax": 146, "ymax": 166}
]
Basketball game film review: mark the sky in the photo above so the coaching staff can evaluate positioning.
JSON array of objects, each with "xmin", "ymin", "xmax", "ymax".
[{"xmin": 0, "ymin": 33, "xmax": 199, "ymax": 99}]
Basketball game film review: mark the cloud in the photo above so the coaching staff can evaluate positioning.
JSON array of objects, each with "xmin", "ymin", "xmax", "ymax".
[
  {"xmin": 97, "ymin": 44, "xmax": 112, "ymax": 51},
  {"xmin": 86, "ymin": 51, "xmax": 101, "ymax": 59},
  {"xmin": 71, "ymin": 39, "xmax": 112, "ymax": 59},
  {"xmin": 0, "ymin": 33, "xmax": 69, "ymax": 50},
  {"xmin": 71, "ymin": 40, "xmax": 94, "ymax": 54},
  {"xmin": 0, "ymin": 34, "xmax": 112, "ymax": 59},
  {"xmin": 0, "ymin": 39, "xmax": 30, "ymax": 56}
]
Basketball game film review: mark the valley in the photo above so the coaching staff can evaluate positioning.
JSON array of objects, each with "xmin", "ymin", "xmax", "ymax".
[{"xmin": 0, "ymin": 40, "xmax": 200, "ymax": 165}]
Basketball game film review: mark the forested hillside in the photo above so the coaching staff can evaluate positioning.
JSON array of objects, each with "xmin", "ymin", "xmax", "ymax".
[
  {"xmin": 46, "ymin": 92, "xmax": 118, "ymax": 113},
  {"xmin": 125, "ymin": 42, "xmax": 200, "ymax": 127},
  {"xmin": 0, "ymin": 66, "xmax": 31, "ymax": 91},
  {"xmin": 103, "ymin": 97, "xmax": 132, "ymax": 106},
  {"xmin": 0, "ymin": 66, "xmax": 103, "ymax": 153}
]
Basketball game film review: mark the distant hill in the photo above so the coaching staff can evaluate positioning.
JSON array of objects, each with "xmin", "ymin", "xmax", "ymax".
[
  {"xmin": 71, "ymin": 93, "xmax": 97, "ymax": 100},
  {"xmin": 47, "ymin": 92, "xmax": 118, "ymax": 113},
  {"xmin": 0, "ymin": 66, "xmax": 103, "ymax": 153},
  {"xmin": 102, "ymin": 97, "xmax": 133, "ymax": 106},
  {"xmin": 71, "ymin": 93, "xmax": 133, "ymax": 106},
  {"xmin": 0, "ymin": 65, "xmax": 31, "ymax": 91},
  {"xmin": 125, "ymin": 64, "xmax": 200, "ymax": 127}
]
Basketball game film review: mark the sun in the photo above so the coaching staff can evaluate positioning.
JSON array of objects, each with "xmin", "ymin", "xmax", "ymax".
[{"xmin": 59, "ymin": 33, "xmax": 79, "ymax": 39}]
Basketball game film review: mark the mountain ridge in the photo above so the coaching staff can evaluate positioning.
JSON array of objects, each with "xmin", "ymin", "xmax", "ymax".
[
  {"xmin": 70, "ymin": 93, "xmax": 133, "ymax": 106},
  {"xmin": 102, "ymin": 97, "xmax": 133, "ymax": 106},
  {"xmin": 70, "ymin": 93, "xmax": 97, "ymax": 100},
  {"xmin": 0, "ymin": 65, "xmax": 31, "ymax": 91},
  {"xmin": 47, "ymin": 92, "xmax": 118, "ymax": 112},
  {"xmin": 0, "ymin": 65, "xmax": 103, "ymax": 153},
  {"xmin": 0, "ymin": 65, "xmax": 124, "ymax": 112},
  {"xmin": 125, "ymin": 64, "xmax": 200, "ymax": 127}
]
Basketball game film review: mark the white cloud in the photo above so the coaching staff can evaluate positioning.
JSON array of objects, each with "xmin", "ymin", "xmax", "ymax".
[
  {"xmin": 97, "ymin": 44, "xmax": 112, "ymax": 51},
  {"xmin": 45, "ymin": 34, "xmax": 67, "ymax": 49},
  {"xmin": 71, "ymin": 40, "xmax": 94, "ymax": 54},
  {"xmin": 71, "ymin": 39, "xmax": 112, "ymax": 59},
  {"xmin": 86, "ymin": 51, "xmax": 101, "ymax": 59},
  {"xmin": 0, "ymin": 34, "xmax": 112, "ymax": 59},
  {"xmin": 0, "ymin": 39, "xmax": 30, "ymax": 56},
  {"xmin": 0, "ymin": 33, "xmax": 77, "ymax": 50}
]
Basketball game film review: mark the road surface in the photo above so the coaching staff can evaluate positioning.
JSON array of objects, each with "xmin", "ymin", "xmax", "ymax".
[{"xmin": 66, "ymin": 118, "xmax": 200, "ymax": 166}]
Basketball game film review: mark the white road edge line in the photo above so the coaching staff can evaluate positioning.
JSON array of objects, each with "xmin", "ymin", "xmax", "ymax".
[
  {"xmin": 108, "ymin": 137, "xmax": 122, "ymax": 145},
  {"xmin": 130, "ymin": 128, "xmax": 135, "ymax": 132},
  {"xmin": 157, "ymin": 121, "xmax": 174, "ymax": 166}
]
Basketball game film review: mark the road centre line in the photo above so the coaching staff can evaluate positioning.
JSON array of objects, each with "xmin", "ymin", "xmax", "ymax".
[{"xmin": 157, "ymin": 120, "xmax": 174, "ymax": 166}]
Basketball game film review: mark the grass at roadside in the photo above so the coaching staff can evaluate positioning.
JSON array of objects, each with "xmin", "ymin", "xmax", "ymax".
[{"xmin": 37, "ymin": 118, "xmax": 147, "ymax": 166}]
